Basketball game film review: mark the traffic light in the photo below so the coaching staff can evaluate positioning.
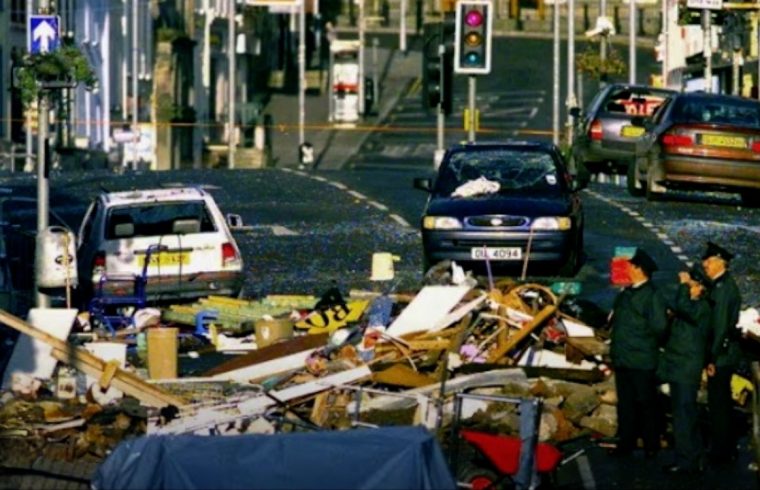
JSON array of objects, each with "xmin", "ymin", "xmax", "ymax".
[
  {"xmin": 454, "ymin": 0, "xmax": 492, "ymax": 75},
  {"xmin": 422, "ymin": 21, "xmax": 454, "ymax": 115}
]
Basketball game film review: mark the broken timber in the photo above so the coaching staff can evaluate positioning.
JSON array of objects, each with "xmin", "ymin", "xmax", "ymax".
[{"xmin": 0, "ymin": 310, "xmax": 185, "ymax": 408}]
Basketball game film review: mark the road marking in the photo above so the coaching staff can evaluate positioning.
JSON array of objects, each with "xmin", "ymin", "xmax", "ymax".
[
  {"xmin": 347, "ymin": 190, "xmax": 367, "ymax": 200},
  {"xmin": 367, "ymin": 200, "xmax": 389, "ymax": 211},
  {"xmin": 576, "ymin": 454, "xmax": 597, "ymax": 490},
  {"xmin": 585, "ymin": 189, "xmax": 689, "ymax": 265},
  {"xmin": 389, "ymin": 213, "xmax": 411, "ymax": 228},
  {"xmin": 276, "ymin": 169, "xmax": 412, "ymax": 230}
]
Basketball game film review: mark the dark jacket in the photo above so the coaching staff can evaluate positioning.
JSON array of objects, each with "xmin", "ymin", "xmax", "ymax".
[
  {"xmin": 610, "ymin": 281, "xmax": 669, "ymax": 370},
  {"xmin": 657, "ymin": 284, "xmax": 711, "ymax": 385},
  {"xmin": 707, "ymin": 271, "xmax": 742, "ymax": 368}
]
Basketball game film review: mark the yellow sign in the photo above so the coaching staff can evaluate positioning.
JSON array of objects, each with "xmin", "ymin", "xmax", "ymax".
[
  {"xmin": 463, "ymin": 108, "xmax": 480, "ymax": 132},
  {"xmin": 701, "ymin": 134, "xmax": 747, "ymax": 149},
  {"xmin": 620, "ymin": 125, "xmax": 645, "ymax": 138},
  {"xmin": 138, "ymin": 251, "xmax": 190, "ymax": 267},
  {"xmin": 295, "ymin": 300, "xmax": 369, "ymax": 335}
]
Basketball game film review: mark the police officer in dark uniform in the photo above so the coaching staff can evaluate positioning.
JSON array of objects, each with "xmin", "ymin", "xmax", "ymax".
[
  {"xmin": 658, "ymin": 267, "xmax": 711, "ymax": 474},
  {"xmin": 609, "ymin": 249, "xmax": 670, "ymax": 457},
  {"xmin": 701, "ymin": 241, "xmax": 743, "ymax": 464}
]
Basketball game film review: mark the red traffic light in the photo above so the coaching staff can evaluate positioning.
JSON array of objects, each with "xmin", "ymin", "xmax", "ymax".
[{"xmin": 464, "ymin": 9, "xmax": 484, "ymax": 27}]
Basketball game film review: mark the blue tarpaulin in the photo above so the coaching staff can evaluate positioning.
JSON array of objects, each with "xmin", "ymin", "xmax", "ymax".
[{"xmin": 91, "ymin": 425, "xmax": 457, "ymax": 490}]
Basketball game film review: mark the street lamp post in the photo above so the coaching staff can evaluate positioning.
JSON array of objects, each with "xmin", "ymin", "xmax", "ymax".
[
  {"xmin": 132, "ymin": 0, "xmax": 139, "ymax": 170},
  {"xmin": 567, "ymin": 0, "xmax": 577, "ymax": 145},
  {"xmin": 552, "ymin": 0, "xmax": 560, "ymax": 145},
  {"xmin": 628, "ymin": 0, "xmax": 636, "ymax": 83},
  {"xmin": 299, "ymin": 0, "xmax": 306, "ymax": 144},
  {"xmin": 228, "ymin": 0, "xmax": 236, "ymax": 168}
]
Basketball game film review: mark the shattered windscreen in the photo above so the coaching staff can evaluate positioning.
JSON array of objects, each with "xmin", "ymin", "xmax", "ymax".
[
  {"xmin": 673, "ymin": 96, "xmax": 760, "ymax": 126},
  {"xmin": 435, "ymin": 149, "xmax": 562, "ymax": 198},
  {"xmin": 105, "ymin": 201, "xmax": 216, "ymax": 239}
]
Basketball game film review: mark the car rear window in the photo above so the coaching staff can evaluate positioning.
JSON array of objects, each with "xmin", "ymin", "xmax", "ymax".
[
  {"xmin": 673, "ymin": 97, "xmax": 760, "ymax": 126},
  {"xmin": 437, "ymin": 149, "xmax": 563, "ymax": 197},
  {"xmin": 602, "ymin": 88, "xmax": 670, "ymax": 117},
  {"xmin": 105, "ymin": 201, "xmax": 217, "ymax": 239}
]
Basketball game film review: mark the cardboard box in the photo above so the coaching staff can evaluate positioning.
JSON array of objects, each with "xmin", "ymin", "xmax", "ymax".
[{"xmin": 255, "ymin": 319, "xmax": 294, "ymax": 348}]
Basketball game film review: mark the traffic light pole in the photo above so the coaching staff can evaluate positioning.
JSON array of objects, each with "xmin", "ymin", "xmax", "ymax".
[
  {"xmin": 436, "ymin": 43, "xmax": 445, "ymax": 167},
  {"xmin": 468, "ymin": 76, "xmax": 476, "ymax": 142}
]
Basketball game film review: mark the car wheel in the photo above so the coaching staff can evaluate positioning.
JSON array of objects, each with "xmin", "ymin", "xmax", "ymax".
[
  {"xmin": 458, "ymin": 464, "xmax": 508, "ymax": 490},
  {"xmin": 626, "ymin": 160, "xmax": 644, "ymax": 197}
]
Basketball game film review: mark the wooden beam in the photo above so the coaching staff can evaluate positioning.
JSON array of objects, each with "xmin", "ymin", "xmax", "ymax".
[
  {"xmin": 371, "ymin": 364, "xmax": 437, "ymax": 388},
  {"xmin": 487, "ymin": 303, "xmax": 558, "ymax": 363},
  {"xmin": 0, "ymin": 309, "xmax": 185, "ymax": 408}
]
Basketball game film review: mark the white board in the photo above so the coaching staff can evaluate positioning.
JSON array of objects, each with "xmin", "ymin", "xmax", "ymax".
[
  {"xmin": 1, "ymin": 308, "xmax": 78, "ymax": 389},
  {"xmin": 386, "ymin": 285, "xmax": 472, "ymax": 337}
]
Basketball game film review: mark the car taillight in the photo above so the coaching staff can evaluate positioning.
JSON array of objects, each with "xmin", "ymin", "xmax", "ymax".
[
  {"xmin": 589, "ymin": 120, "xmax": 602, "ymax": 141},
  {"xmin": 92, "ymin": 252, "xmax": 106, "ymax": 273},
  {"xmin": 662, "ymin": 133, "xmax": 694, "ymax": 147},
  {"xmin": 752, "ymin": 141, "xmax": 760, "ymax": 153},
  {"xmin": 222, "ymin": 242, "xmax": 238, "ymax": 265}
]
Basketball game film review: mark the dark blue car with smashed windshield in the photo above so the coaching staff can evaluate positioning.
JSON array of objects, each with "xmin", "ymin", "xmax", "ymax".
[{"xmin": 413, "ymin": 141, "xmax": 588, "ymax": 276}]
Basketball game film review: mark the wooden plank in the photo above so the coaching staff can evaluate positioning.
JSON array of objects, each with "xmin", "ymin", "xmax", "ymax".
[
  {"xmin": 203, "ymin": 333, "xmax": 328, "ymax": 377},
  {"xmin": 404, "ymin": 339, "xmax": 451, "ymax": 351},
  {"xmin": 0, "ymin": 309, "xmax": 185, "ymax": 408},
  {"xmin": 371, "ymin": 364, "xmax": 437, "ymax": 388},
  {"xmin": 487, "ymin": 303, "xmax": 559, "ymax": 363}
]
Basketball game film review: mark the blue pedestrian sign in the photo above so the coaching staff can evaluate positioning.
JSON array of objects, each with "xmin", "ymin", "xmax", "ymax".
[{"xmin": 28, "ymin": 15, "xmax": 61, "ymax": 54}]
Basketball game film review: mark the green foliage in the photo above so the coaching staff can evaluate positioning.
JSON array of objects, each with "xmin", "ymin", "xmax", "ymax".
[
  {"xmin": 156, "ymin": 27, "xmax": 189, "ymax": 43},
  {"xmin": 576, "ymin": 45, "xmax": 626, "ymax": 80},
  {"xmin": 156, "ymin": 97, "xmax": 196, "ymax": 123},
  {"xmin": 16, "ymin": 45, "xmax": 97, "ymax": 107}
]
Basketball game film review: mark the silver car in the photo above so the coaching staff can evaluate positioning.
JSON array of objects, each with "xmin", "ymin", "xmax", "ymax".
[{"xmin": 76, "ymin": 187, "xmax": 244, "ymax": 304}]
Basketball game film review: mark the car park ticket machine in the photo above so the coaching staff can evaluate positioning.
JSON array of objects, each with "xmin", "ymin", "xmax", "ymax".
[{"xmin": 328, "ymin": 40, "xmax": 361, "ymax": 123}]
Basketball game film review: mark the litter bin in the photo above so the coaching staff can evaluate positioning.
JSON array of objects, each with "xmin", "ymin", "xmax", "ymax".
[{"xmin": 299, "ymin": 142, "xmax": 315, "ymax": 168}]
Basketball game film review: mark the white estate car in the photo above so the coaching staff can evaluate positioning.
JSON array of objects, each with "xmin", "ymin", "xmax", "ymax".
[{"xmin": 76, "ymin": 187, "xmax": 244, "ymax": 303}]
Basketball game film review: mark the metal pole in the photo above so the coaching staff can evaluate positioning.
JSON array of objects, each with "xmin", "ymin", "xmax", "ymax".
[
  {"xmin": 359, "ymin": 0, "xmax": 366, "ymax": 115},
  {"xmin": 299, "ymin": 0, "xmax": 306, "ymax": 143},
  {"xmin": 131, "ymin": 0, "xmax": 139, "ymax": 170},
  {"xmin": 468, "ymin": 76, "xmax": 476, "ymax": 142},
  {"xmin": 228, "ymin": 0, "xmax": 236, "ymax": 168},
  {"xmin": 553, "ymin": 0, "xmax": 560, "ymax": 145},
  {"xmin": 732, "ymin": 50, "xmax": 740, "ymax": 95},
  {"xmin": 661, "ymin": 0, "xmax": 668, "ymax": 85},
  {"xmin": 25, "ymin": 0, "xmax": 33, "ymax": 173},
  {"xmin": 436, "ymin": 42, "xmax": 445, "ymax": 168},
  {"xmin": 628, "ymin": 0, "xmax": 636, "ymax": 83},
  {"xmin": 758, "ymin": 23, "xmax": 760, "ymax": 100},
  {"xmin": 703, "ymin": 9, "xmax": 712, "ymax": 93},
  {"xmin": 373, "ymin": 37, "xmax": 380, "ymax": 106},
  {"xmin": 400, "ymin": 0, "xmax": 408, "ymax": 53},
  {"xmin": 600, "ymin": 0, "xmax": 607, "ymax": 61},
  {"xmin": 36, "ymin": 93, "xmax": 49, "ymax": 308},
  {"xmin": 567, "ymin": 0, "xmax": 577, "ymax": 145}
]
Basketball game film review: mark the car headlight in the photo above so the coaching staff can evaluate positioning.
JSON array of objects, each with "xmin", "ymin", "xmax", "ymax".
[
  {"xmin": 531, "ymin": 217, "xmax": 572, "ymax": 230},
  {"xmin": 423, "ymin": 216, "xmax": 462, "ymax": 230}
]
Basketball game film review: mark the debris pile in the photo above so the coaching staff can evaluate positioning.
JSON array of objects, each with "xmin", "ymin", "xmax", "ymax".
[{"xmin": 0, "ymin": 261, "xmax": 755, "ymax": 485}]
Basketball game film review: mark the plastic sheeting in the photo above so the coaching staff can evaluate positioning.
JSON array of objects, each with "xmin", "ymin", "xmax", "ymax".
[{"xmin": 91, "ymin": 425, "xmax": 457, "ymax": 490}]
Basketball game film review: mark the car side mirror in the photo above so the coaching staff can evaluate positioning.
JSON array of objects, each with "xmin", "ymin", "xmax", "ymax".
[
  {"xmin": 226, "ymin": 213, "xmax": 244, "ymax": 229},
  {"xmin": 569, "ymin": 107, "xmax": 582, "ymax": 118},
  {"xmin": 413, "ymin": 177, "xmax": 433, "ymax": 192}
]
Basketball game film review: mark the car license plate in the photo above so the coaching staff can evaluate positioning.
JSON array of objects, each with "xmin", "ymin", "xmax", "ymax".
[
  {"xmin": 700, "ymin": 134, "xmax": 747, "ymax": 149},
  {"xmin": 471, "ymin": 247, "xmax": 522, "ymax": 260},
  {"xmin": 138, "ymin": 252, "xmax": 190, "ymax": 267},
  {"xmin": 620, "ymin": 125, "xmax": 645, "ymax": 138}
]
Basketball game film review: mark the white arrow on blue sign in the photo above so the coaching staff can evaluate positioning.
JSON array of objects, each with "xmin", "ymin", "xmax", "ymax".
[{"xmin": 28, "ymin": 15, "xmax": 61, "ymax": 54}]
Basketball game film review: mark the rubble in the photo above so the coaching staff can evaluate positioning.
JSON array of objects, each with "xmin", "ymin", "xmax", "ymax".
[{"xmin": 1, "ymin": 261, "xmax": 755, "ymax": 486}]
